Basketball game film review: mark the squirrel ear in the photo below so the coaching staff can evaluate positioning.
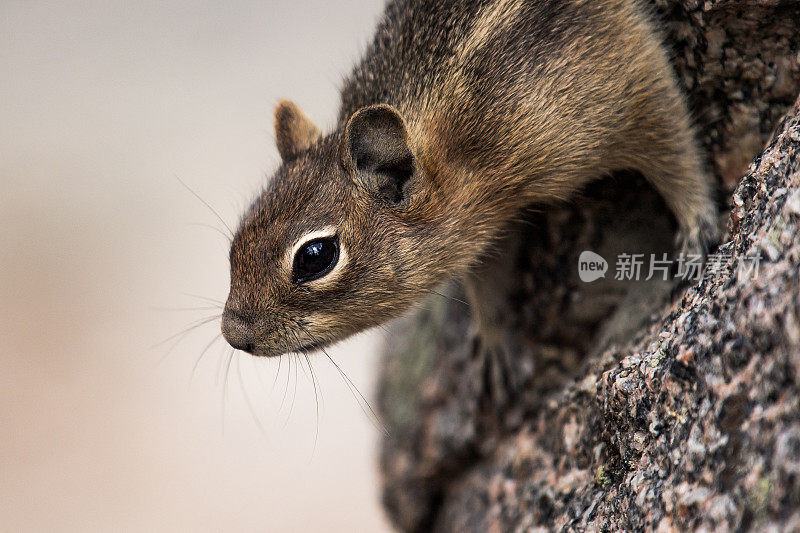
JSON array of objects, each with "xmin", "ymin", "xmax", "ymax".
[
  {"xmin": 274, "ymin": 100, "xmax": 322, "ymax": 162},
  {"xmin": 342, "ymin": 104, "xmax": 415, "ymax": 204}
]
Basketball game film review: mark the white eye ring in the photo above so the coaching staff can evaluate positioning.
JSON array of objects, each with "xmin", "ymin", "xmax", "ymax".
[{"xmin": 285, "ymin": 226, "xmax": 348, "ymax": 286}]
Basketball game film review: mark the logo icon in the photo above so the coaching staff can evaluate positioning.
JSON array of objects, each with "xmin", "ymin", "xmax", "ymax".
[{"xmin": 578, "ymin": 251, "xmax": 608, "ymax": 282}]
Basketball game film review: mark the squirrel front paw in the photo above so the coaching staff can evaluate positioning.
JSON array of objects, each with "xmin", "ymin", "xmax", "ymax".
[
  {"xmin": 470, "ymin": 331, "xmax": 524, "ymax": 425},
  {"xmin": 676, "ymin": 205, "xmax": 721, "ymax": 260}
]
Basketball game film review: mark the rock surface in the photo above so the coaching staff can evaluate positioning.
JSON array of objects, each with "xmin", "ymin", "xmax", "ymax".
[{"xmin": 376, "ymin": 1, "xmax": 800, "ymax": 531}]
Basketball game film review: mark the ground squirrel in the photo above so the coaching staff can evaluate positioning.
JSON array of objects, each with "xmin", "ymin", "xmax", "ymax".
[{"xmin": 220, "ymin": 0, "xmax": 717, "ymax": 374}]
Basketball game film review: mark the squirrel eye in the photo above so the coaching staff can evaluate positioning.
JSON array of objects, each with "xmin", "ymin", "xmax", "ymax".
[{"xmin": 292, "ymin": 236, "xmax": 340, "ymax": 283}]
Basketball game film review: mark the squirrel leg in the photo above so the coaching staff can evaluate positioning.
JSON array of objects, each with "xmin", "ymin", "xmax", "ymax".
[
  {"xmin": 622, "ymin": 94, "xmax": 720, "ymax": 257},
  {"xmin": 640, "ymin": 151, "xmax": 719, "ymax": 258},
  {"xmin": 462, "ymin": 228, "xmax": 527, "ymax": 421}
]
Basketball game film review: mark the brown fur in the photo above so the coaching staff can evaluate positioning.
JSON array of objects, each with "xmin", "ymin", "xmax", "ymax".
[
  {"xmin": 274, "ymin": 99, "xmax": 322, "ymax": 162},
  {"xmin": 221, "ymin": 0, "xmax": 717, "ymax": 358}
]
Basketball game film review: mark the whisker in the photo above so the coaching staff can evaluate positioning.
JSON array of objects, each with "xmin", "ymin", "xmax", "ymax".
[
  {"xmin": 374, "ymin": 323, "xmax": 392, "ymax": 335},
  {"xmin": 304, "ymin": 352, "xmax": 321, "ymax": 455},
  {"xmin": 175, "ymin": 174, "xmax": 234, "ymax": 237},
  {"xmin": 271, "ymin": 352, "xmax": 283, "ymax": 392},
  {"xmin": 154, "ymin": 316, "xmax": 221, "ymax": 368},
  {"xmin": 280, "ymin": 353, "xmax": 292, "ymax": 414},
  {"xmin": 221, "ymin": 347, "xmax": 235, "ymax": 435},
  {"xmin": 289, "ymin": 354, "xmax": 299, "ymax": 420},
  {"xmin": 273, "ymin": 338, "xmax": 294, "ymax": 416},
  {"xmin": 152, "ymin": 314, "xmax": 220, "ymax": 349},
  {"xmin": 236, "ymin": 353, "xmax": 267, "ymax": 437},
  {"xmin": 406, "ymin": 283, "xmax": 469, "ymax": 307},
  {"xmin": 426, "ymin": 288, "xmax": 469, "ymax": 307},
  {"xmin": 296, "ymin": 353, "xmax": 311, "ymax": 380},
  {"xmin": 191, "ymin": 333, "xmax": 223, "ymax": 384},
  {"xmin": 287, "ymin": 328, "xmax": 322, "ymax": 453},
  {"xmin": 293, "ymin": 322, "xmax": 387, "ymax": 436},
  {"xmin": 188, "ymin": 222, "xmax": 233, "ymax": 243},
  {"xmin": 249, "ymin": 353, "xmax": 267, "ymax": 389},
  {"xmin": 151, "ymin": 305, "xmax": 222, "ymax": 312},
  {"xmin": 182, "ymin": 293, "xmax": 225, "ymax": 306},
  {"xmin": 321, "ymin": 346, "xmax": 388, "ymax": 436},
  {"xmin": 223, "ymin": 347, "xmax": 235, "ymax": 406}
]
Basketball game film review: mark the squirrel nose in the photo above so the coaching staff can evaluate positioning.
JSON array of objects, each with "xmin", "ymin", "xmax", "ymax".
[{"xmin": 221, "ymin": 310, "xmax": 256, "ymax": 353}]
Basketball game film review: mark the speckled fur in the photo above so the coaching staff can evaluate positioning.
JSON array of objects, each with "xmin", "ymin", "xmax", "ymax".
[{"xmin": 222, "ymin": 0, "xmax": 716, "ymax": 357}]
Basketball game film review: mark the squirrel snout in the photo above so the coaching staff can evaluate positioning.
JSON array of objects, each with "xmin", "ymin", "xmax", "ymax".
[{"xmin": 221, "ymin": 310, "xmax": 256, "ymax": 354}]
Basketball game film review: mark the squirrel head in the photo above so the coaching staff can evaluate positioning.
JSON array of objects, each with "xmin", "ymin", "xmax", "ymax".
[{"xmin": 221, "ymin": 100, "xmax": 451, "ymax": 356}]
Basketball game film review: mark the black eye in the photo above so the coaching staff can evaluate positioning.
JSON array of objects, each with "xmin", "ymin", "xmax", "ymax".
[{"xmin": 292, "ymin": 236, "xmax": 340, "ymax": 283}]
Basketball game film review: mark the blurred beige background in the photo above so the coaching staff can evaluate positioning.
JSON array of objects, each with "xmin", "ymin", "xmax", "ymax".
[{"xmin": 0, "ymin": 1, "xmax": 393, "ymax": 530}]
